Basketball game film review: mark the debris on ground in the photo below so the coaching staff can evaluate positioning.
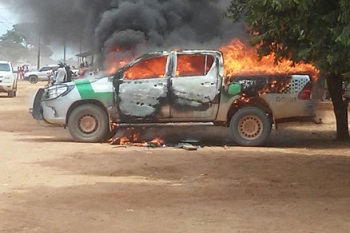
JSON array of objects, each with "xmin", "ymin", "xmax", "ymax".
[{"xmin": 175, "ymin": 143, "xmax": 200, "ymax": 151}]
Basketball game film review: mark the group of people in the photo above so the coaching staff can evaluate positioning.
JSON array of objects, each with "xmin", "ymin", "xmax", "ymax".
[
  {"xmin": 50, "ymin": 63, "xmax": 75, "ymax": 85},
  {"xmin": 49, "ymin": 61, "xmax": 98, "ymax": 86},
  {"xmin": 17, "ymin": 65, "xmax": 29, "ymax": 80}
]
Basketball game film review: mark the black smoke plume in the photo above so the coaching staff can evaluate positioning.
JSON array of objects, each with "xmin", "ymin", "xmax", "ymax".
[{"xmin": 2, "ymin": 0, "xmax": 246, "ymax": 64}]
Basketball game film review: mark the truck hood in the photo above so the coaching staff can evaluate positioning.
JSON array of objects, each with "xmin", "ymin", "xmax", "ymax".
[
  {"xmin": 0, "ymin": 71, "xmax": 13, "ymax": 76},
  {"xmin": 73, "ymin": 72, "xmax": 110, "ymax": 84}
]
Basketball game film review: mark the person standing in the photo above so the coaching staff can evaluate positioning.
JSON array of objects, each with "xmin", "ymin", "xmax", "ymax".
[
  {"xmin": 18, "ymin": 66, "xmax": 24, "ymax": 80},
  {"xmin": 64, "ymin": 65, "xmax": 74, "ymax": 83},
  {"xmin": 54, "ymin": 63, "xmax": 67, "ymax": 84},
  {"xmin": 78, "ymin": 63, "xmax": 86, "ymax": 78}
]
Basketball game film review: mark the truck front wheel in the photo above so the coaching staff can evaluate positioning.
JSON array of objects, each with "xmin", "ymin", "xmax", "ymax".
[
  {"xmin": 229, "ymin": 107, "xmax": 271, "ymax": 146},
  {"xmin": 68, "ymin": 104, "xmax": 110, "ymax": 142}
]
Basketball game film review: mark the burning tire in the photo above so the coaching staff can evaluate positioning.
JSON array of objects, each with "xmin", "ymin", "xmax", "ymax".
[
  {"xmin": 68, "ymin": 104, "xmax": 109, "ymax": 142},
  {"xmin": 229, "ymin": 107, "xmax": 271, "ymax": 146}
]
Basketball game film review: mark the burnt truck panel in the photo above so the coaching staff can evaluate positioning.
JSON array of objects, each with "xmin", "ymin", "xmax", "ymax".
[
  {"xmin": 230, "ymin": 74, "xmax": 292, "ymax": 96},
  {"xmin": 169, "ymin": 53, "xmax": 222, "ymax": 119},
  {"xmin": 115, "ymin": 51, "xmax": 225, "ymax": 121},
  {"xmin": 260, "ymin": 75, "xmax": 314, "ymax": 119},
  {"xmin": 223, "ymin": 74, "xmax": 314, "ymax": 120},
  {"xmin": 118, "ymin": 79, "xmax": 169, "ymax": 118},
  {"xmin": 170, "ymin": 75, "xmax": 218, "ymax": 105},
  {"xmin": 116, "ymin": 55, "xmax": 170, "ymax": 120}
]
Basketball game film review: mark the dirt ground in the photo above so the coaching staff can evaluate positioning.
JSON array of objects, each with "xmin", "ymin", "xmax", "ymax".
[{"xmin": 0, "ymin": 81, "xmax": 349, "ymax": 233}]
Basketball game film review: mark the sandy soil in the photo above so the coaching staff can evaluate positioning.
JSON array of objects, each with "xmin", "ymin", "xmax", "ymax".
[{"xmin": 0, "ymin": 81, "xmax": 349, "ymax": 233}]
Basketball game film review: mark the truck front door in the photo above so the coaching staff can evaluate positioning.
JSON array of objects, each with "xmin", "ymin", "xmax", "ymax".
[
  {"xmin": 116, "ymin": 55, "xmax": 170, "ymax": 122},
  {"xmin": 169, "ymin": 53, "xmax": 221, "ymax": 120}
]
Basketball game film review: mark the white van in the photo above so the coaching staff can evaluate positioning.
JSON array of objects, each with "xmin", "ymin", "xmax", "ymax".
[{"xmin": 0, "ymin": 61, "xmax": 17, "ymax": 97}]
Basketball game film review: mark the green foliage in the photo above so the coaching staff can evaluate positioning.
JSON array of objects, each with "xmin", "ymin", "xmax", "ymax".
[
  {"xmin": 0, "ymin": 23, "xmax": 52, "ymax": 64},
  {"xmin": 226, "ymin": 0, "xmax": 350, "ymax": 79},
  {"xmin": 0, "ymin": 28, "xmax": 24, "ymax": 45},
  {"xmin": 0, "ymin": 40, "xmax": 28, "ymax": 62}
]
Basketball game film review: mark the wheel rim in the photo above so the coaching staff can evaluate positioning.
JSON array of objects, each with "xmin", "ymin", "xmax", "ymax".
[
  {"xmin": 238, "ymin": 115, "xmax": 263, "ymax": 140},
  {"xmin": 78, "ymin": 114, "xmax": 98, "ymax": 134}
]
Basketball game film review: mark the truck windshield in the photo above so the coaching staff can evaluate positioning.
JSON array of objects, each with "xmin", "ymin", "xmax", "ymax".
[{"xmin": 0, "ymin": 64, "xmax": 11, "ymax": 72}]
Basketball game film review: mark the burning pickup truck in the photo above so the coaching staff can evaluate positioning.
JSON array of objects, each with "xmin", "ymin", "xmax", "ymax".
[{"xmin": 31, "ymin": 50, "xmax": 315, "ymax": 146}]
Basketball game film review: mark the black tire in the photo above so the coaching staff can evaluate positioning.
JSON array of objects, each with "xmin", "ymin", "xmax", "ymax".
[
  {"xmin": 229, "ymin": 107, "xmax": 272, "ymax": 146},
  {"xmin": 13, "ymin": 82, "xmax": 17, "ymax": 97},
  {"xmin": 29, "ymin": 75, "xmax": 38, "ymax": 84},
  {"xmin": 68, "ymin": 104, "xmax": 110, "ymax": 142},
  {"xmin": 7, "ymin": 90, "xmax": 15, "ymax": 98}
]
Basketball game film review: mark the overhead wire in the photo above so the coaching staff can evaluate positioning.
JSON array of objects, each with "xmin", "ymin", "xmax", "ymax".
[{"xmin": 0, "ymin": 10, "xmax": 15, "ymax": 33}]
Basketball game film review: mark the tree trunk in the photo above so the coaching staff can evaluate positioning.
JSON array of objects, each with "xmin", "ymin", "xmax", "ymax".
[{"xmin": 326, "ymin": 73, "xmax": 349, "ymax": 141}]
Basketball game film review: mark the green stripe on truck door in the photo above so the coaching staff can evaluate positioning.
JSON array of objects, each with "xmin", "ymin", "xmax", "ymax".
[{"xmin": 75, "ymin": 80, "xmax": 113, "ymax": 105}]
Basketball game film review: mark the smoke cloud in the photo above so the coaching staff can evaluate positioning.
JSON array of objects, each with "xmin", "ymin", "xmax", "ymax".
[{"xmin": 2, "ymin": 0, "xmax": 246, "ymax": 63}]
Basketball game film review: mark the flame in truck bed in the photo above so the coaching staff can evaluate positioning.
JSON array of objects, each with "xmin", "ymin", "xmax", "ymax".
[{"xmin": 220, "ymin": 39, "xmax": 319, "ymax": 80}]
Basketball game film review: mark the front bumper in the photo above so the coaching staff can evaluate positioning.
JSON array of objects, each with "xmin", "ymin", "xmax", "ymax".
[
  {"xmin": 0, "ymin": 83, "xmax": 14, "ymax": 92},
  {"xmin": 31, "ymin": 87, "xmax": 70, "ymax": 125},
  {"xmin": 32, "ymin": 88, "xmax": 45, "ymax": 120}
]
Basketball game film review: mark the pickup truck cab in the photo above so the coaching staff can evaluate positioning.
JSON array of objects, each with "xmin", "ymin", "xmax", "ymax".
[
  {"xmin": 31, "ymin": 50, "xmax": 315, "ymax": 146},
  {"xmin": 0, "ymin": 61, "xmax": 17, "ymax": 97}
]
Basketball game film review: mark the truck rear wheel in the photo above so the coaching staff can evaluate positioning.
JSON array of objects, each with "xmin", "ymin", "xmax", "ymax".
[
  {"xmin": 68, "ymin": 104, "xmax": 110, "ymax": 142},
  {"xmin": 29, "ymin": 75, "xmax": 38, "ymax": 84},
  {"xmin": 229, "ymin": 107, "xmax": 271, "ymax": 146}
]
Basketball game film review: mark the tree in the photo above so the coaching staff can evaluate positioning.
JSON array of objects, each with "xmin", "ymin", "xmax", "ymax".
[
  {"xmin": 227, "ymin": 0, "xmax": 350, "ymax": 140},
  {"xmin": 0, "ymin": 24, "xmax": 53, "ymax": 65},
  {"xmin": 0, "ymin": 41, "xmax": 28, "ymax": 62}
]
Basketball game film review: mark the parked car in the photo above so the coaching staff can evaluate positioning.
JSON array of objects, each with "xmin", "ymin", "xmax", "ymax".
[
  {"xmin": 31, "ymin": 50, "xmax": 316, "ymax": 146},
  {"xmin": 0, "ymin": 61, "xmax": 17, "ymax": 97},
  {"xmin": 24, "ymin": 65, "xmax": 59, "ymax": 84}
]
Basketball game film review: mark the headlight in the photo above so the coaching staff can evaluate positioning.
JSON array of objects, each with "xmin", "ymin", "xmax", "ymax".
[{"xmin": 44, "ymin": 84, "xmax": 75, "ymax": 100}]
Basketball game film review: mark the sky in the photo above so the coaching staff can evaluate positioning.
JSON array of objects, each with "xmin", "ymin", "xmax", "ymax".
[
  {"xmin": 0, "ymin": 3, "xmax": 78, "ymax": 61},
  {"xmin": 0, "ymin": 5, "xmax": 17, "ymax": 35}
]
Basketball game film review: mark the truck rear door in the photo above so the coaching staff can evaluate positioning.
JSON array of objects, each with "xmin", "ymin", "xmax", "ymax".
[{"xmin": 169, "ymin": 52, "xmax": 222, "ymax": 120}]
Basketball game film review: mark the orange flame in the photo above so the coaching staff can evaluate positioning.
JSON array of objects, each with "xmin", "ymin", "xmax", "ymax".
[
  {"xmin": 124, "ymin": 56, "xmax": 167, "ymax": 80},
  {"xmin": 104, "ymin": 47, "xmax": 133, "ymax": 75},
  {"xmin": 220, "ymin": 39, "xmax": 319, "ymax": 81},
  {"xmin": 108, "ymin": 127, "xmax": 165, "ymax": 147},
  {"xmin": 104, "ymin": 39, "xmax": 319, "ymax": 82}
]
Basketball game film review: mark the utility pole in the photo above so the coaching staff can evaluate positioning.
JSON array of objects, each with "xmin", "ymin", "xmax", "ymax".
[
  {"xmin": 63, "ymin": 29, "xmax": 67, "ymax": 64},
  {"xmin": 37, "ymin": 34, "xmax": 41, "ymax": 70},
  {"xmin": 79, "ymin": 34, "xmax": 82, "ymax": 65}
]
